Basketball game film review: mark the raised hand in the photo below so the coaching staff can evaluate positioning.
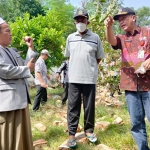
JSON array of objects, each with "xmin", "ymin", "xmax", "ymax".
[
  {"xmin": 23, "ymin": 36, "xmax": 34, "ymax": 50},
  {"xmin": 104, "ymin": 16, "xmax": 114, "ymax": 28}
]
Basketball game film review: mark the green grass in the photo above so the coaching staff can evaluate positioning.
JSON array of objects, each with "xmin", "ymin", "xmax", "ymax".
[{"xmin": 29, "ymin": 87, "xmax": 150, "ymax": 150}]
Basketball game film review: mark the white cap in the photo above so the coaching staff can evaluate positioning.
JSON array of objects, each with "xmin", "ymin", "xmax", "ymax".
[
  {"xmin": 41, "ymin": 49, "xmax": 50, "ymax": 57},
  {"xmin": 0, "ymin": 18, "xmax": 5, "ymax": 25}
]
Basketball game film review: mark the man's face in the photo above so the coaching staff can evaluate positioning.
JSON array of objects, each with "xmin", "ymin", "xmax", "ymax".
[
  {"xmin": 42, "ymin": 54, "xmax": 48, "ymax": 60},
  {"xmin": 0, "ymin": 23, "xmax": 12, "ymax": 48},
  {"xmin": 74, "ymin": 16, "xmax": 88, "ymax": 25},
  {"xmin": 118, "ymin": 14, "xmax": 136, "ymax": 32}
]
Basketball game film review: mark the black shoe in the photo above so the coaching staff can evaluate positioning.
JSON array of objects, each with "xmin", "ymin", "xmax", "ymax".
[
  {"xmin": 118, "ymin": 92, "xmax": 122, "ymax": 95},
  {"xmin": 110, "ymin": 93, "xmax": 114, "ymax": 97},
  {"xmin": 62, "ymin": 102, "xmax": 66, "ymax": 106},
  {"xmin": 33, "ymin": 108, "xmax": 39, "ymax": 112}
]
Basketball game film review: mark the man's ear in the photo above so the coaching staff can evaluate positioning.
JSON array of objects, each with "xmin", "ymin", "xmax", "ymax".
[
  {"xmin": 87, "ymin": 21, "xmax": 90, "ymax": 25},
  {"xmin": 74, "ymin": 22, "xmax": 77, "ymax": 25},
  {"xmin": 132, "ymin": 15, "xmax": 136, "ymax": 22}
]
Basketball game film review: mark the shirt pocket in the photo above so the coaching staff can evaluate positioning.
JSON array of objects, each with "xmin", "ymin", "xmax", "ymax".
[
  {"xmin": 85, "ymin": 42, "xmax": 97, "ymax": 54},
  {"xmin": 0, "ymin": 83, "xmax": 16, "ymax": 101}
]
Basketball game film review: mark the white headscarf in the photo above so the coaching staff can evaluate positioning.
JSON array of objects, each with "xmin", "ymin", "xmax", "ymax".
[{"xmin": 0, "ymin": 18, "xmax": 5, "ymax": 25}]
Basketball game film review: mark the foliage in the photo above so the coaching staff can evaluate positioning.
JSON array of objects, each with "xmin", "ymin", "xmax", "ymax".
[
  {"xmin": 43, "ymin": 0, "xmax": 76, "ymax": 39},
  {"xmin": 98, "ymin": 51, "xmax": 121, "ymax": 92},
  {"xmin": 17, "ymin": 0, "xmax": 45, "ymax": 17},
  {"xmin": 9, "ymin": 0, "xmax": 75, "ymax": 68},
  {"xmin": 9, "ymin": 14, "xmax": 68, "ymax": 68},
  {"xmin": 83, "ymin": 0, "xmax": 122, "ymax": 88},
  {"xmin": 135, "ymin": 6, "xmax": 150, "ymax": 27},
  {"xmin": 0, "ymin": 0, "xmax": 45, "ymax": 22},
  {"xmin": 87, "ymin": 0, "xmax": 122, "ymax": 50}
]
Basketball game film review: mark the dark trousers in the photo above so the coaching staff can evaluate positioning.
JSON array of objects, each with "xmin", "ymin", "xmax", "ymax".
[
  {"xmin": 68, "ymin": 83, "xmax": 96, "ymax": 135},
  {"xmin": 33, "ymin": 85, "xmax": 47, "ymax": 111},
  {"xmin": 62, "ymin": 82, "xmax": 68, "ymax": 105}
]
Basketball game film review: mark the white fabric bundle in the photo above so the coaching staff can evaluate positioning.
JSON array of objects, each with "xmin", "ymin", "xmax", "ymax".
[{"xmin": 0, "ymin": 17, "xmax": 5, "ymax": 25}]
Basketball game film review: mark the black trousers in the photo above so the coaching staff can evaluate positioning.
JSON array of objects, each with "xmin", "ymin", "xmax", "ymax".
[
  {"xmin": 33, "ymin": 85, "xmax": 47, "ymax": 111},
  {"xmin": 62, "ymin": 82, "xmax": 68, "ymax": 105},
  {"xmin": 68, "ymin": 83, "xmax": 96, "ymax": 135}
]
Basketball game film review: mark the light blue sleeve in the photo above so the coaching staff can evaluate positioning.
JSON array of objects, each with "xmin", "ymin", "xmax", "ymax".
[
  {"xmin": 64, "ymin": 36, "xmax": 70, "ymax": 57},
  {"xmin": 25, "ymin": 48, "xmax": 39, "ymax": 64},
  {"xmin": 96, "ymin": 35, "xmax": 105, "ymax": 59}
]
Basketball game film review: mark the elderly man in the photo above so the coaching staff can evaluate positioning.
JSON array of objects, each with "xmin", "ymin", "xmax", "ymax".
[
  {"xmin": 33, "ymin": 49, "xmax": 50, "ymax": 111},
  {"xmin": 65, "ymin": 9, "xmax": 105, "ymax": 148},
  {"xmin": 104, "ymin": 7, "xmax": 150, "ymax": 150},
  {"xmin": 0, "ymin": 17, "xmax": 36, "ymax": 150}
]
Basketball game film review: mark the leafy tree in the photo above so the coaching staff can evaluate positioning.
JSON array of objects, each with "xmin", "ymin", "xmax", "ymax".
[
  {"xmin": 0, "ymin": 0, "xmax": 45, "ymax": 22},
  {"xmin": 17, "ymin": 0, "xmax": 45, "ymax": 17},
  {"xmin": 37, "ymin": 0, "xmax": 76, "ymax": 38},
  {"xmin": 9, "ymin": 0, "xmax": 75, "ymax": 68},
  {"xmin": 135, "ymin": 6, "xmax": 150, "ymax": 26},
  {"xmin": 9, "ymin": 13, "xmax": 64, "ymax": 68},
  {"xmin": 81, "ymin": 0, "xmax": 122, "ymax": 88}
]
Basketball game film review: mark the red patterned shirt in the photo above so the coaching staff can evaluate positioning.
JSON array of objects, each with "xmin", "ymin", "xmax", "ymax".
[{"xmin": 112, "ymin": 26, "xmax": 150, "ymax": 91}]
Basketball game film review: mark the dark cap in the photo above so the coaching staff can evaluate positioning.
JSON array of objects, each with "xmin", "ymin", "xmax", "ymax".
[
  {"xmin": 113, "ymin": 7, "xmax": 135, "ymax": 20},
  {"xmin": 73, "ymin": 9, "xmax": 89, "ymax": 19}
]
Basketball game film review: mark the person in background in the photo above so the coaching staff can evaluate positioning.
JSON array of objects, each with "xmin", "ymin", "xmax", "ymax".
[
  {"xmin": 33, "ymin": 49, "xmax": 50, "ymax": 111},
  {"xmin": 110, "ymin": 70, "xmax": 122, "ymax": 97},
  {"xmin": 55, "ymin": 59, "xmax": 69, "ymax": 106},
  {"xmin": 65, "ymin": 9, "xmax": 105, "ymax": 148},
  {"xmin": 0, "ymin": 17, "xmax": 35, "ymax": 150},
  {"xmin": 104, "ymin": 7, "xmax": 150, "ymax": 150}
]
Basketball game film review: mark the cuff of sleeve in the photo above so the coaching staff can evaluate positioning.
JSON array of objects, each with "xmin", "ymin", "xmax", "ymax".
[
  {"xmin": 56, "ymin": 72, "xmax": 60, "ymax": 74},
  {"xmin": 20, "ymin": 66, "xmax": 31, "ymax": 78},
  {"xmin": 28, "ymin": 47, "xmax": 34, "ymax": 51}
]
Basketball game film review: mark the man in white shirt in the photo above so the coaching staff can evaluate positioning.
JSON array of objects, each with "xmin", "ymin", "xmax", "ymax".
[
  {"xmin": 33, "ymin": 49, "xmax": 50, "ymax": 111},
  {"xmin": 65, "ymin": 9, "xmax": 105, "ymax": 148}
]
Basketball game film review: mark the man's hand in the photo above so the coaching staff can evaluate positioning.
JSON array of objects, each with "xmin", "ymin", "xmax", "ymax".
[
  {"xmin": 27, "ymin": 58, "xmax": 35, "ymax": 72},
  {"xmin": 23, "ymin": 36, "xmax": 34, "ymax": 50},
  {"xmin": 55, "ymin": 73, "xmax": 60, "ymax": 81},
  {"xmin": 104, "ymin": 15, "xmax": 117, "ymax": 46},
  {"xmin": 47, "ymin": 75, "xmax": 50, "ymax": 80},
  {"xmin": 41, "ymin": 82, "xmax": 48, "ymax": 88},
  {"xmin": 143, "ymin": 58, "xmax": 150, "ymax": 70},
  {"xmin": 104, "ymin": 16, "xmax": 114, "ymax": 28}
]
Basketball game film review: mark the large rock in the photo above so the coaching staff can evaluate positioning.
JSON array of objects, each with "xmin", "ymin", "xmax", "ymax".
[
  {"xmin": 95, "ymin": 121, "xmax": 110, "ymax": 131},
  {"xmin": 58, "ymin": 132, "xmax": 88, "ymax": 149},
  {"xmin": 112, "ymin": 117, "xmax": 124, "ymax": 125},
  {"xmin": 33, "ymin": 139, "xmax": 47, "ymax": 150}
]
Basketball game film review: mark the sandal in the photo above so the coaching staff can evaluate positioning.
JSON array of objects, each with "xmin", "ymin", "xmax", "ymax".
[
  {"xmin": 86, "ymin": 133, "xmax": 97, "ymax": 143},
  {"xmin": 67, "ymin": 139, "xmax": 77, "ymax": 148}
]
